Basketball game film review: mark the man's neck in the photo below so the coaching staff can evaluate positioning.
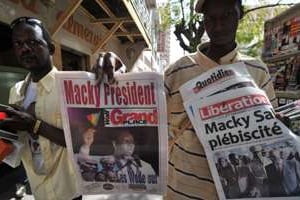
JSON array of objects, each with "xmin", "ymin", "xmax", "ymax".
[
  {"xmin": 31, "ymin": 66, "xmax": 52, "ymax": 82},
  {"xmin": 205, "ymin": 42, "xmax": 237, "ymax": 62}
]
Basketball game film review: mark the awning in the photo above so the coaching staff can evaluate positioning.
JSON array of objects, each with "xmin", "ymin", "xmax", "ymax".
[{"xmin": 50, "ymin": 0, "xmax": 150, "ymax": 54}]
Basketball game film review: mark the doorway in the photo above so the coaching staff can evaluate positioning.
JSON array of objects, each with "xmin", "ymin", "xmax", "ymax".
[{"xmin": 61, "ymin": 46, "xmax": 89, "ymax": 71}]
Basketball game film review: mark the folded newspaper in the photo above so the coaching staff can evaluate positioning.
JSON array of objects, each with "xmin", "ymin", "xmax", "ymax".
[
  {"xmin": 0, "ymin": 104, "xmax": 24, "ymax": 167},
  {"xmin": 275, "ymin": 100, "xmax": 300, "ymax": 136},
  {"xmin": 0, "ymin": 129, "xmax": 24, "ymax": 168},
  {"xmin": 55, "ymin": 71, "xmax": 167, "ymax": 195},
  {"xmin": 180, "ymin": 62, "xmax": 300, "ymax": 200}
]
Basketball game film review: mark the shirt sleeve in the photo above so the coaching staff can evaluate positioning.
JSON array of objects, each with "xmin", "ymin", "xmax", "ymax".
[{"xmin": 259, "ymin": 65, "xmax": 278, "ymax": 108}]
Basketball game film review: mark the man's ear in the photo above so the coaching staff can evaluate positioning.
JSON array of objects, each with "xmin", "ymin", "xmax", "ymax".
[{"xmin": 48, "ymin": 43, "xmax": 55, "ymax": 55}]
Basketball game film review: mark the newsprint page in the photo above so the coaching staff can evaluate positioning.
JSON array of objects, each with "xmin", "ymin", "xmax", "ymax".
[
  {"xmin": 55, "ymin": 72, "xmax": 167, "ymax": 195},
  {"xmin": 180, "ymin": 62, "xmax": 300, "ymax": 200}
]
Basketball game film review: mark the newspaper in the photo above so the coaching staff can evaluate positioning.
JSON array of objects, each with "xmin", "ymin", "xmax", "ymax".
[
  {"xmin": 180, "ymin": 63, "xmax": 300, "ymax": 199},
  {"xmin": 275, "ymin": 100, "xmax": 300, "ymax": 118},
  {"xmin": 180, "ymin": 62, "xmax": 252, "ymax": 103},
  {"xmin": 0, "ymin": 104, "xmax": 24, "ymax": 167},
  {"xmin": 275, "ymin": 100, "xmax": 300, "ymax": 136},
  {"xmin": 55, "ymin": 71, "xmax": 167, "ymax": 195},
  {"xmin": 181, "ymin": 62, "xmax": 257, "ymax": 126}
]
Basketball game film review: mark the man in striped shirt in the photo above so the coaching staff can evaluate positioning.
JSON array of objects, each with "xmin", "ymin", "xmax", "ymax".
[{"xmin": 164, "ymin": 0, "xmax": 277, "ymax": 199}]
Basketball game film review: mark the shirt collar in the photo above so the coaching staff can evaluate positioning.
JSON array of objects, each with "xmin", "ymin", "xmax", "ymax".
[
  {"xmin": 219, "ymin": 46, "xmax": 238, "ymax": 64},
  {"xmin": 38, "ymin": 67, "xmax": 57, "ymax": 93},
  {"xmin": 21, "ymin": 67, "xmax": 57, "ymax": 96},
  {"xmin": 197, "ymin": 42, "xmax": 239, "ymax": 65}
]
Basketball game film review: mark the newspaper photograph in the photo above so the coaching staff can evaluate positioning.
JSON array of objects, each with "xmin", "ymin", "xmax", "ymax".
[
  {"xmin": 180, "ymin": 63, "xmax": 300, "ymax": 199},
  {"xmin": 55, "ymin": 71, "xmax": 167, "ymax": 195}
]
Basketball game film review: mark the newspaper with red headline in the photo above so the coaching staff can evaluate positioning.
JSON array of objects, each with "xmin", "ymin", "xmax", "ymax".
[
  {"xmin": 55, "ymin": 71, "xmax": 167, "ymax": 195},
  {"xmin": 180, "ymin": 62, "xmax": 300, "ymax": 200}
]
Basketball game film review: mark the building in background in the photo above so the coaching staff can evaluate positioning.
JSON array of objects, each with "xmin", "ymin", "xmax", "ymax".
[
  {"xmin": 0, "ymin": 0, "xmax": 160, "ymax": 72},
  {"xmin": 130, "ymin": 0, "xmax": 161, "ymax": 72},
  {"xmin": 262, "ymin": 3, "xmax": 300, "ymax": 106},
  {"xmin": 155, "ymin": 1, "xmax": 171, "ymax": 72},
  {"xmin": 156, "ymin": 28, "xmax": 171, "ymax": 72}
]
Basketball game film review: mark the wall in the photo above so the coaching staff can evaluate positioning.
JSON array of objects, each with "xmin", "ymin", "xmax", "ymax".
[{"xmin": 0, "ymin": 0, "xmax": 144, "ymax": 71}]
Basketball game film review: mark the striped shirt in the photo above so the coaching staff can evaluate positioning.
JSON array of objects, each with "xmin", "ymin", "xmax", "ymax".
[{"xmin": 164, "ymin": 44, "xmax": 277, "ymax": 200}]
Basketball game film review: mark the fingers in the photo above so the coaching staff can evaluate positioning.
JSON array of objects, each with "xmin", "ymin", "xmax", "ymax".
[
  {"xmin": 4, "ymin": 107, "xmax": 22, "ymax": 116},
  {"xmin": 0, "ymin": 104, "xmax": 21, "ymax": 112},
  {"xmin": 0, "ymin": 104, "xmax": 10, "ymax": 112},
  {"xmin": 94, "ymin": 52, "xmax": 123, "ymax": 85},
  {"xmin": 107, "ymin": 52, "xmax": 124, "ymax": 72},
  {"xmin": 96, "ymin": 68, "xmax": 104, "ymax": 86},
  {"xmin": 108, "ymin": 77, "xmax": 116, "ymax": 84},
  {"xmin": 106, "ymin": 68, "xmax": 116, "ymax": 84},
  {"xmin": 0, "ymin": 117, "xmax": 19, "ymax": 128},
  {"xmin": 4, "ymin": 107, "xmax": 34, "ymax": 123},
  {"xmin": 93, "ymin": 56, "xmax": 104, "ymax": 85},
  {"xmin": 102, "ymin": 53, "xmax": 117, "ymax": 84},
  {"xmin": 8, "ymin": 104, "xmax": 22, "ymax": 111}
]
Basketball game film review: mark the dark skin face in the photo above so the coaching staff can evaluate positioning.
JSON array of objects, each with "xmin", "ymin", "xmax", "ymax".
[
  {"xmin": 12, "ymin": 23, "xmax": 52, "ymax": 82},
  {"xmin": 202, "ymin": 0, "xmax": 242, "ymax": 61}
]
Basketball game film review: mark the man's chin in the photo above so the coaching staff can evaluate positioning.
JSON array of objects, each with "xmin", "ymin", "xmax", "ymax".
[
  {"xmin": 21, "ymin": 62, "xmax": 38, "ymax": 70},
  {"xmin": 210, "ymin": 37, "xmax": 234, "ymax": 46}
]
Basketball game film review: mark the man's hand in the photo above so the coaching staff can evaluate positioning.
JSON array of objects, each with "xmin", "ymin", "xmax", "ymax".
[
  {"xmin": 0, "ymin": 104, "xmax": 36, "ymax": 133},
  {"xmin": 92, "ymin": 52, "xmax": 126, "ymax": 85},
  {"xmin": 275, "ymin": 112, "xmax": 290, "ymax": 127}
]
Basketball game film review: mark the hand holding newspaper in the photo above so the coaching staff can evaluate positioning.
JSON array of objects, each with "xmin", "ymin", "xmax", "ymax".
[
  {"xmin": 0, "ymin": 105, "xmax": 23, "ymax": 167},
  {"xmin": 55, "ymin": 71, "xmax": 167, "ymax": 195},
  {"xmin": 180, "ymin": 62, "xmax": 300, "ymax": 199},
  {"xmin": 275, "ymin": 100, "xmax": 300, "ymax": 136}
]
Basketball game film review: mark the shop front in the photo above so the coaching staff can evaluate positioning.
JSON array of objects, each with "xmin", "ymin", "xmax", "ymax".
[
  {"xmin": 262, "ymin": 3, "xmax": 300, "ymax": 106},
  {"xmin": 0, "ymin": 0, "xmax": 157, "ymax": 71}
]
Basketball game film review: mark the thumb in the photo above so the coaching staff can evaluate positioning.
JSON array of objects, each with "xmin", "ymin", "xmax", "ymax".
[{"xmin": 93, "ymin": 63, "xmax": 104, "ymax": 86}]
